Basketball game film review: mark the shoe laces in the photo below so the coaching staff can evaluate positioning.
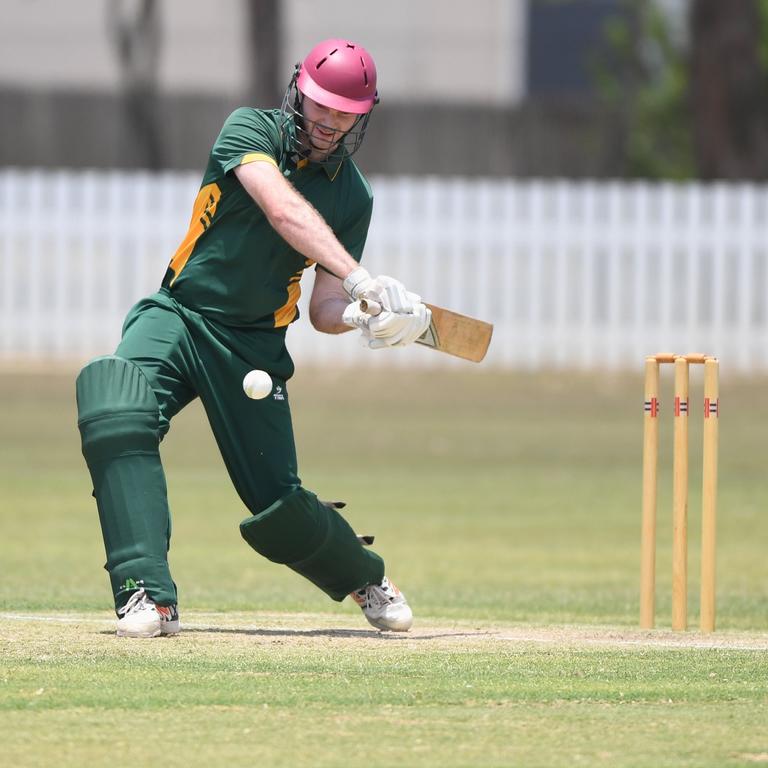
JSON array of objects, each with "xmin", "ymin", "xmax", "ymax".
[
  {"xmin": 118, "ymin": 588, "xmax": 151, "ymax": 617},
  {"xmin": 355, "ymin": 579, "xmax": 399, "ymax": 611}
]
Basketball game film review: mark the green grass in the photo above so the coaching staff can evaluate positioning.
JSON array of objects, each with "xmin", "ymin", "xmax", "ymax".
[{"xmin": 1, "ymin": 366, "xmax": 767, "ymax": 767}]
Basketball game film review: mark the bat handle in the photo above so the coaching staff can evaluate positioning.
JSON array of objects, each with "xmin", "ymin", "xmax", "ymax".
[{"xmin": 359, "ymin": 298, "xmax": 383, "ymax": 316}]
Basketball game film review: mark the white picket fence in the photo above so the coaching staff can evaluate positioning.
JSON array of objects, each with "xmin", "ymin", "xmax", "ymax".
[{"xmin": 1, "ymin": 169, "xmax": 768, "ymax": 371}]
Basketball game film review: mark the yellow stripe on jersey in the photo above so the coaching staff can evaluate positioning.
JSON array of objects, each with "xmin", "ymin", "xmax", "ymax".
[
  {"xmin": 273, "ymin": 259, "xmax": 314, "ymax": 328},
  {"xmin": 168, "ymin": 182, "xmax": 221, "ymax": 285},
  {"xmin": 273, "ymin": 278, "xmax": 301, "ymax": 327},
  {"xmin": 240, "ymin": 152, "xmax": 278, "ymax": 167}
]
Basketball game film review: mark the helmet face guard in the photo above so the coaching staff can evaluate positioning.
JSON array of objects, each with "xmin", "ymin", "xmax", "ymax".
[
  {"xmin": 279, "ymin": 72, "xmax": 374, "ymax": 165},
  {"xmin": 279, "ymin": 39, "xmax": 378, "ymax": 166}
]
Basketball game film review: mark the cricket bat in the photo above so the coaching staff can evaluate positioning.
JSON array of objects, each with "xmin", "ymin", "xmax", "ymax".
[{"xmin": 360, "ymin": 299, "xmax": 493, "ymax": 363}]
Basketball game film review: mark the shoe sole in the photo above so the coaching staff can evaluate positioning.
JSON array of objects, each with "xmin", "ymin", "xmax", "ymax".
[
  {"xmin": 116, "ymin": 621, "xmax": 180, "ymax": 638},
  {"xmin": 365, "ymin": 617, "xmax": 412, "ymax": 632},
  {"xmin": 116, "ymin": 627, "xmax": 162, "ymax": 638},
  {"xmin": 373, "ymin": 625, "xmax": 411, "ymax": 632}
]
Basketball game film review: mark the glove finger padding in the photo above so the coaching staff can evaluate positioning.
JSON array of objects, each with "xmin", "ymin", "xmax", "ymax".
[
  {"xmin": 342, "ymin": 266, "xmax": 374, "ymax": 300},
  {"xmin": 395, "ymin": 303, "xmax": 431, "ymax": 345},
  {"xmin": 367, "ymin": 310, "xmax": 414, "ymax": 340},
  {"xmin": 367, "ymin": 303, "xmax": 431, "ymax": 348},
  {"xmin": 364, "ymin": 276, "xmax": 419, "ymax": 314},
  {"xmin": 342, "ymin": 301, "xmax": 370, "ymax": 330}
]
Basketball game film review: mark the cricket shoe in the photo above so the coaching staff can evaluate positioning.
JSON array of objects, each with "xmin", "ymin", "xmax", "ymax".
[
  {"xmin": 351, "ymin": 576, "xmax": 413, "ymax": 632},
  {"xmin": 116, "ymin": 588, "xmax": 180, "ymax": 638}
]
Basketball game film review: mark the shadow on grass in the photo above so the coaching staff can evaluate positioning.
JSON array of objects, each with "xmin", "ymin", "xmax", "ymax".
[{"xmin": 99, "ymin": 626, "xmax": 485, "ymax": 640}]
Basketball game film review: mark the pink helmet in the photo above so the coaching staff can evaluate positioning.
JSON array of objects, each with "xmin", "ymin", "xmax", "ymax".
[
  {"xmin": 279, "ymin": 39, "xmax": 379, "ymax": 163},
  {"xmin": 296, "ymin": 39, "xmax": 378, "ymax": 115}
]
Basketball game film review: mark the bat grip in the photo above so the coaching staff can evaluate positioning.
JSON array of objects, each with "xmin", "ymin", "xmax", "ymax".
[{"xmin": 359, "ymin": 298, "xmax": 383, "ymax": 317}]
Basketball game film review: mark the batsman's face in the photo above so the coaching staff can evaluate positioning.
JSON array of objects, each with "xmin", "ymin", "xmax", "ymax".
[{"xmin": 300, "ymin": 96, "xmax": 359, "ymax": 162}]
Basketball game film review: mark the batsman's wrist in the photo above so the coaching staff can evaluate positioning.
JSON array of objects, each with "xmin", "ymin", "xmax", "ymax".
[{"xmin": 342, "ymin": 266, "xmax": 372, "ymax": 299}]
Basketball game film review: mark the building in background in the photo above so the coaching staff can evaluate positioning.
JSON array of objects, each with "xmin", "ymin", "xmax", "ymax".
[
  {"xmin": 0, "ymin": 1, "xmax": 525, "ymax": 105},
  {"xmin": 1, "ymin": 0, "xmax": 765, "ymax": 180},
  {"xmin": 0, "ymin": 0, "xmax": 613, "ymax": 176},
  {"xmin": 3, "ymin": 0, "xmax": 767, "ymax": 370},
  {"xmin": 528, "ymin": 0, "xmax": 617, "ymax": 96}
]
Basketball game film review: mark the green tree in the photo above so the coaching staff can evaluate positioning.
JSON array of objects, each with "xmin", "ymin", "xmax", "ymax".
[
  {"xmin": 594, "ymin": 0, "xmax": 694, "ymax": 179},
  {"xmin": 594, "ymin": 0, "xmax": 768, "ymax": 180}
]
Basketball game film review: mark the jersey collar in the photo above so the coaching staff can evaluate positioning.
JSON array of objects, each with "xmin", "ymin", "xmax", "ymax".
[
  {"xmin": 283, "ymin": 115, "xmax": 346, "ymax": 181},
  {"xmin": 289, "ymin": 154, "xmax": 344, "ymax": 181}
]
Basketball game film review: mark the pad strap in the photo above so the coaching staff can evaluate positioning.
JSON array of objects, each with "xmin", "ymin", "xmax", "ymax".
[{"xmin": 240, "ymin": 487, "xmax": 384, "ymax": 601}]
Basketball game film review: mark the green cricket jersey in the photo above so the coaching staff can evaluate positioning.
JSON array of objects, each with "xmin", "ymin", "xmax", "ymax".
[{"xmin": 162, "ymin": 108, "xmax": 374, "ymax": 328}]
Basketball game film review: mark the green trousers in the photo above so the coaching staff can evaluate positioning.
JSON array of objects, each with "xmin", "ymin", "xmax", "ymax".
[{"xmin": 76, "ymin": 290, "xmax": 384, "ymax": 611}]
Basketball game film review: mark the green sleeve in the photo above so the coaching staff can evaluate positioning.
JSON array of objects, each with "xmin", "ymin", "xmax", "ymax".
[
  {"xmin": 338, "ymin": 196, "xmax": 373, "ymax": 264},
  {"xmin": 316, "ymin": 195, "xmax": 373, "ymax": 276},
  {"xmin": 210, "ymin": 108, "xmax": 282, "ymax": 177}
]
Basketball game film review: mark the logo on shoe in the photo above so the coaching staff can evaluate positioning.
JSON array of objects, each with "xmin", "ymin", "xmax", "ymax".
[
  {"xmin": 273, "ymin": 385, "xmax": 285, "ymax": 401},
  {"xmin": 156, "ymin": 604, "xmax": 179, "ymax": 622}
]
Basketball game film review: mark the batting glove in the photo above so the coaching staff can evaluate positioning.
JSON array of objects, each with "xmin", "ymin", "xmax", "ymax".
[
  {"xmin": 367, "ymin": 303, "xmax": 432, "ymax": 348},
  {"xmin": 367, "ymin": 275, "xmax": 420, "ymax": 314},
  {"xmin": 341, "ymin": 300, "xmax": 371, "ymax": 331},
  {"xmin": 342, "ymin": 267, "xmax": 375, "ymax": 300},
  {"xmin": 342, "ymin": 267, "xmax": 418, "ymax": 314}
]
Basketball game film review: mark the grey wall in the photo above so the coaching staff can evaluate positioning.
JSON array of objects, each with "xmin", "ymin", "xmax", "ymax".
[
  {"xmin": 0, "ymin": 0, "xmax": 526, "ymax": 105},
  {"xmin": 0, "ymin": 88, "xmax": 619, "ymax": 178}
]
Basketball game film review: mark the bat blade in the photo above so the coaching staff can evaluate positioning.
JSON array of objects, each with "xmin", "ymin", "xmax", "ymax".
[
  {"xmin": 358, "ymin": 299, "xmax": 493, "ymax": 363},
  {"xmin": 418, "ymin": 303, "xmax": 493, "ymax": 363}
]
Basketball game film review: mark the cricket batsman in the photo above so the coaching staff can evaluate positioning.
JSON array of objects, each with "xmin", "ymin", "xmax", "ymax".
[{"xmin": 76, "ymin": 39, "xmax": 431, "ymax": 638}]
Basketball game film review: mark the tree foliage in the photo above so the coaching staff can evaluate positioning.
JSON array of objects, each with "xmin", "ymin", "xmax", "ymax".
[{"xmin": 594, "ymin": 0, "xmax": 768, "ymax": 180}]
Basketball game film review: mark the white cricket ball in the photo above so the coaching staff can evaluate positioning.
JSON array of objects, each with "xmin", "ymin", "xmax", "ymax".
[{"xmin": 242, "ymin": 369, "xmax": 273, "ymax": 400}]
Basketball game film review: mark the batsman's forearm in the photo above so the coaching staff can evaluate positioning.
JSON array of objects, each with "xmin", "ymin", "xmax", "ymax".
[
  {"xmin": 309, "ymin": 297, "xmax": 354, "ymax": 334},
  {"xmin": 235, "ymin": 161, "xmax": 360, "ymax": 280},
  {"xmin": 268, "ymin": 193, "xmax": 358, "ymax": 280}
]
